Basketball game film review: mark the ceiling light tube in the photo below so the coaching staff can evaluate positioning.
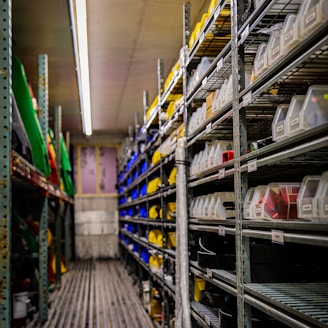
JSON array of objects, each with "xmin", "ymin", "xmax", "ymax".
[{"xmin": 68, "ymin": 0, "xmax": 92, "ymax": 136}]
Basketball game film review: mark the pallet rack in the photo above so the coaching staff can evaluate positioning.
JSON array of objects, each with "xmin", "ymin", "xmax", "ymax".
[
  {"xmin": 0, "ymin": 4, "xmax": 74, "ymax": 327},
  {"xmin": 118, "ymin": 0, "xmax": 328, "ymax": 327}
]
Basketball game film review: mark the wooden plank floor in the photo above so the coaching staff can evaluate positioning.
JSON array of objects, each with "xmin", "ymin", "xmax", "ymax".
[{"xmin": 43, "ymin": 260, "xmax": 154, "ymax": 328}]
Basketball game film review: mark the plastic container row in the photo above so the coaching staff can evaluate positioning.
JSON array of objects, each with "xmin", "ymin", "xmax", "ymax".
[
  {"xmin": 190, "ymin": 141, "xmax": 233, "ymax": 176},
  {"xmin": 244, "ymin": 171, "xmax": 328, "ymax": 222},
  {"xmin": 272, "ymin": 84, "xmax": 328, "ymax": 141},
  {"xmin": 190, "ymin": 192, "xmax": 235, "ymax": 220},
  {"xmin": 254, "ymin": 0, "xmax": 328, "ymax": 78}
]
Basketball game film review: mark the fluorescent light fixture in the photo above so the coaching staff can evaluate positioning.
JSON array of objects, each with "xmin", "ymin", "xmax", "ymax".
[{"xmin": 69, "ymin": 0, "xmax": 92, "ymax": 136}]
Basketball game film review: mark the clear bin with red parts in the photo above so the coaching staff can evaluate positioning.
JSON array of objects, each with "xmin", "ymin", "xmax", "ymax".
[{"xmin": 254, "ymin": 183, "xmax": 301, "ymax": 220}]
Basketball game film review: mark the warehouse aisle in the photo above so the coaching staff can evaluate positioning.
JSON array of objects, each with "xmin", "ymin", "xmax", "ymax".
[{"xmin": 43, "ymin": 260, "xmax": 154, "ymax": 328}]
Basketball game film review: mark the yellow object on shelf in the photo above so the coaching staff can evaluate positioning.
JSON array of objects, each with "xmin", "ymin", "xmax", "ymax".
[
  {"xmin": 151, "ymin": 150, "xmax": 161, "ymax": 165},
  {"xmin": 166, "ymin": 202, "xmax": 176, "ymax": 220},
  {"xmin": 146, "ymin": 95, "xmax": 158, "ymax": 121},
  {"xmin": 149, "ymin": 254, "xmax": 163, "ymax": 271},
  {"xmin": 149, "ymin": 205, "xmax": 161, "ymax": 220},
  {"xmin": 168, "ymin": 167, "xmax": 177, "ymax": 185},
  {"xmin": 208, "ymin": 0, "xmax": 218, "ymax": 14},
  {"xmin": 167, "ymin": 232, "xmax": 176, "ymax": 249},
  {"xmin": 194, "ymin": 277, "xmax": 206, "ymax": 302},
  {"xmin": 150, "ymin": 288, "xmax": 162, "ymax": 322},
  {"xmin": 148, "ymin": 229, "xmax": 163, "ymax": 247},
  {"xmin": 147, "ymin": 177, "xmax": 162, "ymax": 194},
  {"xmin": 166, "ymin": 101, "xmax": 176, "ymax": 120}
]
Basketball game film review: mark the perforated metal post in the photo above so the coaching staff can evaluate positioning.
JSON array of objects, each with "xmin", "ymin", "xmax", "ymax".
[
  {"xmin": 54, "ymin": 106, "xmax": 62, "ymax": 286},
  {"xmin": 183, "ymin": 2, "xmax": 191, "ymax": 48},
  {"xmin": 54, "ymin": 105, "xmax": 62, "ymax": 175},
  {"xmin": 38, "ymin": 54, "xmax": 49, "ymax": 322},
  {"xmin": 0, "ymin": 2, "xmax": 12, "ymax": 327}
]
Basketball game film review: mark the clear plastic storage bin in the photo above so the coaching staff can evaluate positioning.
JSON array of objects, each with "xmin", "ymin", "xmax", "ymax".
[
  {"xmin": 254, "ymin": 43, "xmax": 269, "ymax": 77},
  {"xmin": 243, "ymin": 187, "xmax": 256, "ymax": 219},
  {"xmin": 250, "ymin": 185, "xmax": 268, "ymax": 220},
  {"xmin": 254, "ymin": 183, "xmax": 301, "ymax": 220},
  {"xmin": 285, "ymin": 95, "xmax": 306, "ymax": 137},
  {"xmin": 267, "ymin": 28, "xmax": 283, "ymax": 66},
  {"xmin": 297, "ymin": 175, "xmax": 321, "ymax": 219},
  {"xmin": 298, "ymin": 0, "xmax": 328, "ymax": 39},
  {"xmin": 212, "ymin": 192, "xmax": 235, "ymax": 220},
  {"xmin": 299, "ymin": 85, "xmax": 328, "ymax": 130},
  {"xmin": 281, "ymin": 14, "xmax": 302, "ymax": 55},
  {"xmin": 272, "ymin": 104, "xmax": 289, "ymax": 141},
  {"xmin": 315, "ymin": 171, "xmax": 328, "ymax": 220}
]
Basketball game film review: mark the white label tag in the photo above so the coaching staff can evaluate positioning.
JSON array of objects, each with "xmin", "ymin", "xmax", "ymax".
[
  {"xmin": 273, "ymin": 46, "xmax": 280, "ymax": 55},
  {"xmin": 248, "ymin": 159, "xmax": 257, "ymax": 172},
  {"xmin": 205, "ymin": 315, "xmax": 211, "ymax": 325},
  {"xmin": 241, "ymin": 25, "xmax": 249, "ymax": 43},
  {"xmin": 291, "ymin": 118, "xmax": 299, "ymax": 126},
  {"xmin": 276, "ymin": 125, "xmax": 284, "ymax": 133},
  {"xmin": 285, "ymin": 31, "xmax": 293, "ymax": 41},
  {"xmin": 217, "ymin": 58, "xmax": 224, "ymax": 72},
  {"xmin": 272, "ymin": 229, "xmax": 284, "ymax": 245},
  {"xmin": 243, "ymin": 91, "xmax": 252, "ymax": 107},
  {"xmin": 302, "ymin": 204, "xmax": 312, "ymax": 211},
  {"xmin": 206, "ymin": 122, "xmax": 212, "ymax": 134},
  {"xmin": 207, "ymin": 268, "xmax": 213, "ymax": 278},
  {"xmin": 306, "ymin": 12, "xmax": 316, "ymax": 25},
  {"xmin": 218, "ymin": 168, "xmax": 225, "ymax": 180},
  {"xmin": 218, "ymin": 225, "xmax": 225, "ymax": 236}
]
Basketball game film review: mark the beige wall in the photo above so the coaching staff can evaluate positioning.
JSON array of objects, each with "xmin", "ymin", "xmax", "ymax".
[{"xmin": 74, "ymin": 196, "xmax": 119, "ymax": 259}]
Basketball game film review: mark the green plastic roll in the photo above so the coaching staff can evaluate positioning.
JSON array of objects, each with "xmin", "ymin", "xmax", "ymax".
[
  {"xmin": 12, "ymin": 56, "xmax": 50, "ymax": 177},
  {"xmin": 60, "ymin": 135, "xmax": 75, "ymax": 196}
]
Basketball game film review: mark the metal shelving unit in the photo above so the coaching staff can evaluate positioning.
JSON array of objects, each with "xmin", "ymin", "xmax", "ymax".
[
  {"xmin": 118, "ymin": 1, "xmax": 328, "ymax": 327},
  {"xmin": 0, "ymin": 5, "xmax": 74, "ymax": 326},
  {"xmin": 184, "ymin": 0, "xmax": 328, "ymax": 327}
]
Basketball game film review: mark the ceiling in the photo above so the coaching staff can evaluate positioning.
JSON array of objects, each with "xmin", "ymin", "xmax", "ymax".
[{"xmin": 12, "ymin": 0, "xmax": 211, "ymax": 141}]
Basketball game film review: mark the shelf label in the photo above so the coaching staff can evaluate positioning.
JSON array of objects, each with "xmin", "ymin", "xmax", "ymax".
[
  {"xmin": 247, "ymin": 159, "xmax": 257, "ymax": 172},
  {"xmin": 218, "ymin": 168, "xmax": 225, "ymax": 180},
  {"xmin": 207, "ymin": 268, "xmax": 213, "ymax": 278},
  {"xmin": 241, "ymin": 25, "xmax": 249, "ymax": 43},
  {"xmin": 202, "ymin": 76, "xmax": 208, "ymax": 87},
  {"xmin": 206, "ymin": 122, "xmax": 212, "ymax": 134},
  {"xmin": 218, "ymin": 225, "xmax": 225, "ymax": 236},
  {"xmin": 243, "ymin": 91, "xmax": 252, "ymax": 107},
  {"xmin": 205, "ymin": 315, "xmax": 211, "ymax": 325},
  {"xmin": 214, "ymin": 5, "xmax": 221, "ymax": 19},
  {"xmin": 272, "ymin": 229, "xmax": 284, "ymax": 245},
  {"xmin": 217, "ymin": 58, "xmax": 224, "ymax": 72}
]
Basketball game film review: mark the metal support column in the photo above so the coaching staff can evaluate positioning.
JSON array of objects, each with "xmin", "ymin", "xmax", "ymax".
[
  {"xmin": 54, "ymin": 106, "xmax": 62, "ymax": 286},
  {"xmin": 143, "ymin": 90, "xmax": 149, "ymax": 126},
  {"xmin": 54, "ymin": 105, "xmax": 62, "ymax": 175},
  {"xmin": 231, "ymin": 0, "xmax": 249, "ymax": 327},
  {"xmin": 64, "ymin": 203, "xmax": 71, "ymax": 268},
  {"xmin": 38, "ymin": 54, "xmax": 49, "ymax": 322},
  {"xmin": 0, "ymin": 2, "xmax": 12, "ymax": 327},
  {"xmin": 55, "ymin": 203, "xmax": 62, "ymax": 287}
]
